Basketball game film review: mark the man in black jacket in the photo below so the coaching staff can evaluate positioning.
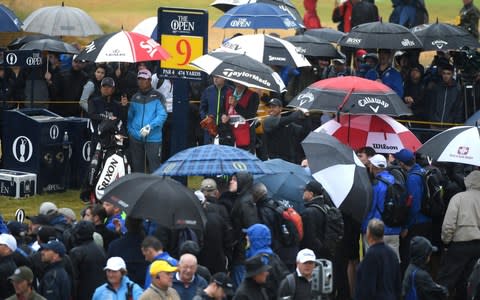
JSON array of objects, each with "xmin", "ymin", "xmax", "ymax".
[
  {"xmin": 233, "ymin": 254, "xmax": 271, "ymax": 300},
  {"xmin": 0, "ymin": 233, "xmax": 18, "ymax": 299},
  {"xmin": 39, "ymin": 240, "xmax": 71, "ymax": 300},
  {"xmin": 277, "ymin": 248, "xmax": 317, "ymax": 299}
]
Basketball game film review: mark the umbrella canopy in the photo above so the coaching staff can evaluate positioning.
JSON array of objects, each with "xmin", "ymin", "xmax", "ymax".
[
  {"xmin": 317, "ymin": 114, "xmax": 422, "ymax": 153},
  {"xmin": 76, "ymin": 31, "xmax": 170, "ymax": 63},
  {"xmin": 190, "ymin": 51, "xmax": 286, "ymax": 92},
  {"xmin": 102, "ymin": 173, "xmax": 207, "ymax": 230},
  {"xmin": 304, "ymin": 28, "xmax": 346, "ymax": 43},
  {"xmin": 417, "ymin": 126, "xmax": 480, "ymax": 166},
  {"xmin": 465, "ymin": 110, "xmax": 480, "ymax": 126},
  {"xmin": 0, "ymin": 4, "xmax": 22, "ymax": 32},
  {"xmin": 218, "ymin": 34, "xmax": 310, "ymax": 67},
  {"xmin": 132, "ymin": 16, "xmax": 158, "ymax": 41},
  {"xmin": 7, "ymin": 34, "xmax": 61, "ymax": 50},
  {"xmin": 288, "ymin": 76, "xmax": 412, "ymax": 116},
  {"xmin": 302, "ymin": 131, "xmax": 372, "ymax": 222},
  {"xmin": 284, "ymin": 34, "xmax": 344, "ymax": 58},
  {"xmin": 254, "ymin": 159, "xmax": 313, "ymax": 212},
  {"xmin": 338, "ymin": 21, "xmax": 422, "ymax": 50},
  {"xmin": 155, "ymin": 144, "xmax": 273, "ymax": 176},
  {"xmin": 20, "ymin": 38, "xmax": 79, "ymax": 54},
  {"xmin": 213, "ymin": 3, "xmax": 301, "ymax": 30},
  {"xmin": 22, "ymin": 3, "xmax": 103, "ymax": 37},
  {"xmin": 411, "ymin": 22, "xmax": 480, "ymax": 51}
]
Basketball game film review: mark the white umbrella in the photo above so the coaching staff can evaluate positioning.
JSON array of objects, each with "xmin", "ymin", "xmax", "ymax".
[{"xmin": 132, "ymin": 16, "xmax": 157, "ymax": 40}]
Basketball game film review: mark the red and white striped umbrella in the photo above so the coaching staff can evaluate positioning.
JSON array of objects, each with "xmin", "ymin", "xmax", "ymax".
[
  {"xmin": 316, "ymin": 114, "xmax": 422, "ymax": 154},
  {"xmin": 76, "ymin": 31, "xmax": 170, "ymax": 63}
]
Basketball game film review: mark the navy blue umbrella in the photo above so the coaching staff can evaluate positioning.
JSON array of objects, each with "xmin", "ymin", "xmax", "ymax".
[
  {"xmin": 213, "ymin": 3, "xmax": 301, "ymax": 30},
  {"xmin": 155, "ymin": 144, "xmax": 273, "ymax": 176},
  {"xmin": 254, "ymin": 159, "xmax": 313, "ymax": 212},
  {"xmin": 0, "ymin": 4, "xmax": 22, "ymax": 32}
]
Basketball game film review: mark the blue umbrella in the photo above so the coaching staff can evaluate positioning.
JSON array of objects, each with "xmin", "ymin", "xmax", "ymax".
[
  {"xmin": 465, "ymin": 110, "xmax": 480, "ymax": 126},
  {"xmin": 0, "ymin": 4, "xmax": 22, "ymax": 32},
  {"xmin": 254, "ymin": 159, "xmax": 313, "ymax": 212},
  {"xmin": 213, "ymin": 3, "xmax": 301, "ymax": 30},
  {"xmin": 155, "ymin": 144, "xmax": 273, "ymax": 176}
]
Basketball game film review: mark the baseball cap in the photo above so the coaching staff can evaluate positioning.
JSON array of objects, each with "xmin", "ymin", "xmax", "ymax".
[
  {"xmin": 394, "ymin": 149, "xmax": 415, "ymax": 164},
  {"xmin": 101, "ymin": 77, "xmax": 115, "ymax": 87},
  {"xmin": 369, "ymin": 154, "xmax": 387, "ymax": 168},
  {"xmin": 212, "ymin": 272, "xmax": 234, "ymax": 296},
  {"xmin": 104, "ymin": 256, "xmax": 127, "ymax": 271},
  {"xmin": 355, "ymin": 49, "xmax": 367, "ymax": 58},
  {"xmin": 8, "ymin": 266, "xmax": 34, "ymax": 282},
  {"xmin": 304, "ymin": 180, "xmax": 324, "ymax": 195},
  {"xmin": 0, "ymin": 233, "xmax": 17, "ymax": 252},
  {"xmin": 40, "ymin": 240, "xmax": 66, "ymax": 256},
  {"xmin": 58, "ymin": 208, "xmax": 76, "ymax": 222},
  {"xmin": 39, "ymin": 201, "xmax": 57, "ymax": 215},
  {"xmin": 7, "ymin": 221, "xmax": 28, "ymax": 237},
  {"xmin": 149, "ymin": 260, "xmax": 178, "ymax": 275},
  {"xmin": 332, "ymin": 58, "xmax": 346, "ymax": 64},
  {"xmin": 137, "ymin": 69, "xmax": 152, "ymax": 79},
  {"xmin": 200, "ymin": 178, "xmax": 217, "ymax": 192},
  {"xmin": 266, "ymin": 98, "xmax": 283, "ymax": 107},
  {"xmin": 296, "ymin": 248, "xmax": 317, "ymax": 263}
]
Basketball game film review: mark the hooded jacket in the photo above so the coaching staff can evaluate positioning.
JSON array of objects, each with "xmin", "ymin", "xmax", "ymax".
[
  {"xmin": 426, "ymin": 79, "xmax": 464, "ymax": 124},
  {"xmin": 442, "ymin": 170, "xmax": 480, "ymax": 243}
]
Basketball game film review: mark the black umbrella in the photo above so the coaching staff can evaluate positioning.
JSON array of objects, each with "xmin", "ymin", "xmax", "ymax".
[
  {"xmin": 19, "ymin": 38, "xmax": 79, "ymax": 54},
  {"xmin": 284, "ymin": 34, "xmax": 344, "ymax": 58},
  {"xmin": 304, "ymin": 28, "xmax": 346, "ymax": 43},
  {"xmin": 302, "ymin": 131, "xmax": 372, "ymax": 222},
  {"xmin": 102, "ymin": 173, "xmax": 207, "ymax": 231},
  {"xmin": 411, "ymin": 21, "xmax": 480, "ymax": 51},
  {"xmin": 8, "ymin": 34, "xmax": 61, "ymax": 50},
  {"xmin": 338, "ymin": 21, "xmax": 423, "ymax": 50}
]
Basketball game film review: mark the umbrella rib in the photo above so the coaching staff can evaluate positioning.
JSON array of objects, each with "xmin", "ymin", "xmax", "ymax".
[{"xmin": 125, "ymin": 31, "xmax": 137, "ymax": 62}]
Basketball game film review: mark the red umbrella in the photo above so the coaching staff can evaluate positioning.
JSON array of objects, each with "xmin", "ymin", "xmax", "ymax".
[{"xmin": 316, "ymin": 114, "xmax": 422, "ymax": 154}]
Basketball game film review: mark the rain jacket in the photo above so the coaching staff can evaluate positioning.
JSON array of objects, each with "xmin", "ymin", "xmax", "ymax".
[
  {"xmin": 425, "ymin": 79, "xmax": 464, "ymax": 124},
  {"xmin": 365, "ymin": 66, "xmax": 404, "ymax": 98},
  {"xmin": 92, "ymin": 275, "xmax": 143, "ymax": 300},
  {"xmin": 405, "ymin": 164, "xmax": 431, "ymax": 229},
  {"xmin": 442, "ymin": 170, "xmax": 480, "ymax": 243},
  {"xmin": 200, "ymin": 83, "xmax": 231, "ymax": 125}
]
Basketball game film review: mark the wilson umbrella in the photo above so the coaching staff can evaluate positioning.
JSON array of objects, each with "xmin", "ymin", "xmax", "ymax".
[
  {"xmin": 102, "ymin": 173, "xmax": 207, "ymax": 231},
  {"xmin": 218, "ymin": 34, "xmax": 310, "ymax": 67},
  {"xmin": 411, "ymin": 21, "xmax": 480, "ymax": 51},
  {"xmin": 190, "ymin": 51, "xmax": 286, "ymax": 92},
  {"xmin": 284, "ymin": 34, "xmax": 344, "ymax": 58},
  {"xmin": 302, "ymin": 131, "xmax": 372, "ymax": 222},
  {"xmin": 317, "ymin": 114, "xmax": 422, "ymax": 153},
  {"xmin": 288, "ymin": 76, "xmax": 412, "ymax": 116},
  {"xmin": 20, "ymin": 39, "xmax": 79, "ymax": 54},
  {"xmin": 155, "ymin": 144, "xmax": 273, "ymax": 176},
  {"xmin": 304, "ymin": 28, "xmax": 346, "ymax": 43},
  {"xmin": 0, "ymin": 4, "xmax": 22, "ymax": 32},
  {"xmin": 417, "ymin": 126, "xmax": 480, "ymax": 166},
  {"xmin": 75, "ymin": 31, "xmax": 170, "ymax": 63},
  {"xmin": 132, "ymin": 16, "xmax": 158, "ymax": 40},
  {"xmin": 338, "ymin": 21, "xmax": 422, "ymax": 50}
]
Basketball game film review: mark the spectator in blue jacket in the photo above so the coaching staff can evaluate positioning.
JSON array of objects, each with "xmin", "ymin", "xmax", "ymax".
[
  {"xmin": 365, "ymin": 49, "xmax": 404, "ymax": 98},
  {"xmin": 141, "ymin": 236, "xmax": 178, "ymax": 289}
]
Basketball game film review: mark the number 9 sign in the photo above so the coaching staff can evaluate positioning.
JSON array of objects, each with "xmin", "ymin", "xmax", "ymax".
[{"xmin": 160, "ymin": 35, "xmax": 203, "ymax": 70}]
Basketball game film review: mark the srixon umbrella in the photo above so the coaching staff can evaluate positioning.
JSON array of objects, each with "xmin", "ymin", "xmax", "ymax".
[
  {"xmin": 418, "ymin": 126, "xmax": 480, "ymax": 166},
  {"xmin": 411, "ymin": 21, "xmax": 480, "ymax": 51},
  {"xmin": 302, "ymin": 131, "xmax": 372, "ymax": 222},
  {"xmin": 317, "ymin": 114, "xmax": 422, "ymax": 153},
  {"xmin": 288, "ymin": 76, "xmax": 412, "ymax": 116},
  {"xmin": 102, "ymin": 173, "xmax": 207, "ymax": 231}
]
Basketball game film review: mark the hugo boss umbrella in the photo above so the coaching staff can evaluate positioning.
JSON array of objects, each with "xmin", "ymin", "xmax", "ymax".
[{"xmin": 284, "ymin": 34, "xmax": 344, "ymax": 58}]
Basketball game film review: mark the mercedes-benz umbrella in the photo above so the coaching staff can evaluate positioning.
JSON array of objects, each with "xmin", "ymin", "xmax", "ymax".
[
  {"xmin": 284, "ymin": 34, "xmax": 344, "ymax": 58},
  {"xmin": 190, "ymin": 51, "xmax": 286, "ymax": 92},
  {"xmin": 411, "ymin": 21, "xmax": 480, "ymax": 51},
  {"xmin": 301, "ymin": 131, "xmax": 372, "ymax": 222}
]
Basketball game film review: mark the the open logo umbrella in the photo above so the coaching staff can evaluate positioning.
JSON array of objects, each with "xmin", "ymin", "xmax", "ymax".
[
  {"xmin": 301, "ymin": 131, "xmax": 372, "ymax": 222},
  {"xmin": 0, "ymin": 4, "xmax": 22, "ymax": 32},
  {"xmin": 288, "ymin": 76, "xmax": 412, "ymax": 116},
  {"xmin": 411, "ymin": 21, "xmax": 480, "ymax": 51},
  {"xmin": 317, "ymin": 114, "xmax": 422, "ymax": 153}
]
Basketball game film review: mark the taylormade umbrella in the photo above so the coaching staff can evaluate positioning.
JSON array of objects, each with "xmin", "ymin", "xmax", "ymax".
[
  {"xmin": 284, "ymin": 34, "xmax": 344, "ymax": 58},
  {"xmin": 417, "ymin": 126, "xmax": 480, "ymax": 166},
  {"xmin": 302, "ymin": 131, "xmax": 372, "ymax": 222},
  {"xmin": 0, "ymin": 4, "xmax": 22, "ymax": 32},
  {"xmin": 20, "ymin": 39, "xmax": 79, "ymax": 54},
  {"xmin": 411, "ymin": 21, "xmax": 480, "ymax": 51},
  {"xmin": 190, "ymin": 51, "xmax": 286, "ymax": 92},
  {"xmin": 218, "ymin": 34, "xmax": 310, "ymax": 67},
  {"xmin": 317, "ymin": 114, "xmax": 422, "ymax": 153}
]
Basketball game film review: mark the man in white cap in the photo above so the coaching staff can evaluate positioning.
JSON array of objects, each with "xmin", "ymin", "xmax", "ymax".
[
  {"xmin": 0, "ymin": 233, "xmax": 18, "ymax": 299},
  {"xmin": 278, "ymin": 248, "xmax": 317, "ymax": 299}
]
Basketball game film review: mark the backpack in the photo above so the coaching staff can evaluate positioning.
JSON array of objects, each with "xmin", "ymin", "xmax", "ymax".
[
  {"xmin": 405, "ymin": 268, "xmax": 418, "ymax": 300},
  {"xmin": 266, "ymin": 200, "xmax": 303, "ymax": 247},
  {"xmin": 311, "ymin": 204, "xmax": 344, "ymax": 256},
  {"xmin": 177, "ymin": 227, "xmax": 201, "ymax": 252},
  {"xmin": 377, "ymin": 176, "xmax": 411, "ymax": 227},
  {"xmin": 468, "ymin": 259, "xmax": 480, "ymax": 300},
  {"xmin": 412, "ymin": 167, "xmax": 446, "ymax": 218}
]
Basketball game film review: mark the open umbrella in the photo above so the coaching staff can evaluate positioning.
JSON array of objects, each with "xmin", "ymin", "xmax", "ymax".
[
  {"xmin": 213, "ymin": 3, "xmax": 301, "ymax": 30},
  {"xmin": 132, "ymin": 16, "xmax": 158, "ymax": 40},
  {"xmin": 465, "ymin": 110, "xmax": 480, "ymax": 126},
  {"xmin": 317, "ymin": 114, "xmax": 422, "ymax": 153},
  {"xmin": 0, "ymin": 4, "xmax": 22, "ymax": 32},
  {"xmin": 284, "ymin": 34, "xmax": 344, "ymax": 58},
  {"xmin": 304, "ymin": 28, "xmax": 346, "ymax": 43},
  {"xmin": 411, "ymin": 21, "xmax": 480, "ymax": 51},
  {"xmin": 338, "ymin": 21, "xmax": 422, "ymax": 50},
  {"xmin": 7, "ymin": 34, "xmax": 61, "ymax": 50},
  {"xmin": 155, "ymin": 144, "xmax": 273, "ymax": 176},
  {"xmin": 75, "ymin": 31, "xmax": 170, "ymax": 63},
  {"xmin": 254, "ymin": 159, "xmax": 313, "ymax": 212},
  {"xmin": 417, "ymin": 126, "xmax": 480, "ymax": 166},
  {"xmin": 20, "ymin": 38, "xmax": 79, "ymax": 54},
  {"xmin": 218, "ymin": 34, "xmax": 310, "ymax": 67},
  {"xmin": 288, "ymin": 76, "xmax": 412, "ymax": 116},
  {"xmin": 102, "ymin": 173, "xmax": 207, "ymax": 230},
  {"xmin": 302, "ymin": 131, "xmax": 372, "ymax": 222},
  {"xmin": 190, "ymin": 51, "xmax": 286, "ymax": 92},
  {"xmin": 22, "ymin": 2, "xmax": 103, "ymax": 37}
]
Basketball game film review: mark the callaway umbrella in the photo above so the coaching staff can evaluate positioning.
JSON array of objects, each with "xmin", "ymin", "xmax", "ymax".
[
  {"xmin": 284, "ymin": 34, "xmax": 344, "ymax": 58},
  {"xmin": 218, "ymin": 34, "xmax": 310, "ymax": 67},
  {"xmin": 75, "ymin": 31, "xmax": 170, "ymax": 63},
  {"xmin": 304, "ymin": 28, "xmax": 346, "ymax": 43},
  {"xmin": 22, "ymin": 2, "xmax": 103, "ymax": 37},
  {"xmin": 0, "ymin": 4, "xmax": 22, "ymax": 32},
  {"xmin": 301, "ymin": 131, "xmax": 372, "ymax": 222},
  {"xmin": 20, "ymin": 39, "xmax": 79, "ymax": 54},
  {"xmin": 155, "ymin": 144, "xmax": 273, "ymax": 176},
  {"xmin": 7, "ymin": 34, "xmax": 61, "ymax": 50},
  {"xmin": 338, "ymin": 21, "xmax": 422, "ymax": 50},
  {"xmin": 254, "ymin": 159, "xmax": 313, "ymax": 212},
  {"xmin": 288, "ymin": 76, "xmax": 412, "ymax": 116},
  {"xmin": 417, "ymin": 126, "xmax": 480, "ymax": 166},
  {"xmin": 132, "ymin": 16, "xmax": 158, "ymax": 41},
  {"xmin": 190, "ymin": 51, "xmax": 286, "ymax": 93},
  {"xmin": 317, "ymin": 114, "xmax": 422, "ymax": 153},
  {"xmin": 411, "ymin": 21, "xmax": 480, "ymax": 51},
  {"xmin": 102, "ymin": 173, "xmax": 207, "ymax": 231},
  {"xmin": 213, "ymin": 3, "xmax": 301, "ymax": 30}
]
